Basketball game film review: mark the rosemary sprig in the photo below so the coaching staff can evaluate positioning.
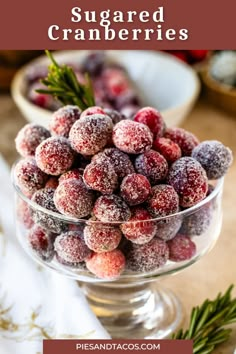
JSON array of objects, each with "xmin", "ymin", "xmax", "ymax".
[
  {"xmin": 37, "ymin": 50, "xmax": 95, "ymax": 110},
  {"xmin": 172, "ymin": 285, "xmax": 236, "ymax": 353}
]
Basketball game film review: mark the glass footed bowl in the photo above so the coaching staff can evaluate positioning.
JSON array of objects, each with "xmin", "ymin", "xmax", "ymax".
[{"xmin": 12, "ymin": 165, "xmax": 224, "ymax": 339}]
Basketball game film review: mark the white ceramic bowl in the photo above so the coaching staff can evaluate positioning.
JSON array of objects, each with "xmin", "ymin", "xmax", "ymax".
[{"xmin": 11, "ymin": 50, "xmax": 200, "ymax": 128}]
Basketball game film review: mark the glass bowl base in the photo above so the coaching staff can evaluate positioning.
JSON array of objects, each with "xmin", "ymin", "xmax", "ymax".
[{"xmin": 82, "ymin": 282, "xmax": 184, "ymax": 339}]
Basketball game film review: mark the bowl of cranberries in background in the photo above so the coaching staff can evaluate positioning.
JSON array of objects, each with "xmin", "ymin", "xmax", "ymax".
[
  {"xmin": 11, "ymin": 50, "xmax": 200, "ymax": 129},
  {"xmin": 12, "ymin": 104, "xmax": 232, "ymax": 339}
]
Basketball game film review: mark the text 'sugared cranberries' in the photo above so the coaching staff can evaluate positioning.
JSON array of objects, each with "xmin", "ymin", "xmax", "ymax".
[
  {"xmin": 45, "ymin": 177, "xmax": 59, "ymax": 189},
  {"xmin": 15, "ymin": 158, "xmax": 48, "ymax": 196},
  {"xmin": 167, "ymin": 157, "xmax": 208, "ymax": 207},
  {"xmin": 134, "ymin": 107, "xmax": 165, "ymax": 137},
  {"xmin": 15, "ymin": 123, "xmax": 51, "ymax": 158},
  {"xmin": 35, "ymin": 137, "xmax": 74, "ymax": 176},
  {"xmin": 165, "ymin": 127, "xmax": 199, "ymax": 156},
  {"xmin": 112, "ymin": 120, "xmax": 153, "ymax": 154},
  {"xmin": 69, "ymin": 114, "xmax": 113, "ymax": 155},
  {"xmin": 126, "ymin": 238, "xmax": 169, "ymax": 272},
  {"xmin": 104, "ymin": 108, "xmax": 125, "ymax": 125},
  {"xmin": 121, "ymin": 207, "xmax": 157, "ymax": 244},
  {"xmin": 28, "ymin": 225, "xmax": 55, "ymax": 261},
  {"xmin": 192, "ymin": 140, "xmax": 233, "ymax": 179},
  {"xmin": 17, "ymin": 198, "xmax": 34, "ymax": 229},
  {"xmin": 55, "ymin": 231, "xmax": 91, "ymax": 263},
  {"xmin": 168, "ymin": 234, "xmax": 196, "ymax": 262},
  {"xmin": 86, "ymin": 249, "xmax": 125, "ymax": 279},
  {"xmin": 120, "ymin": 173, "xmax": 151, "ymax": 206},
  {"xmin": 155, "ymin": 216, "xmax": 182, "ymax": 241},
  {"xmin": 135, "ymin": 150, "xmax": 168, "ymax": 185},
  {"xmin": 147, "ymin": 185, "xmax": 179, "ymax": 218},
  {"xmin": 49, "ymin": 105, "xmax": 81, "ymax": 138},
  {"xmin": 54, "ymin": 179, "xmax": 94, "ymax": 219},
  {"xmin": 31, "ymin": 188, "xmax": 66, "ymax": 234},
  {"xmin": 180, "ymin": 203, "xmax": 213, "ymax": 236},
  {"xmin": 83, "ymin": 160, "xmax": 118, "ymax": 194},
  {"xmin": 153, "ymin": 137, "xmax": 181, "ymax": 164},
  {"xmin": 80, "ymin": 106, "xmax": 106, "ymax": 118},
  {"xmin": 84, "ymin": 224, "xmax": 122, "ymax": 252},
  {"xmin": 93, "ymin": 194, "xmax": 131, "ymax": 222},
  {"xmin": 59, "ymin": 169, "xmax": 83, "ymax": 184},
  {"xmin": 92, "ymin": 148, "xmax": 134, "ymax": 179}
]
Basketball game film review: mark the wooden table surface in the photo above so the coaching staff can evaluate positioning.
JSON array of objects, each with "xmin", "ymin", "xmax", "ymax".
[{"xmin": 0, "ymin": 94, "xmax": 235, "ymax": 352}]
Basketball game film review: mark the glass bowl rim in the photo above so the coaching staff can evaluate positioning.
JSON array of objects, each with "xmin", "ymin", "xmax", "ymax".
[{"xmin": 11, "ymin": 161, "xmax": 224, "ymax": 226}]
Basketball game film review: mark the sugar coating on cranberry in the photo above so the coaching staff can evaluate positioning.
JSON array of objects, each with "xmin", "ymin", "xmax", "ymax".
[
  {"xmin": 80, "ymin": 106, "xmax": 106, "ymax": 118},
  {"xmin": 17, "ymin": 198, "xmax": 34, "ymax": 229},
  {"xmin": 15, "ymin": 123, "xmax": 51, "ymax": 158},
  {"xmin": 15, "ymin": 158, "xmax": 48, "ymax": 196},
  {"xmin": 93, "ymin": 194, "xmax": 131, "ymax": 222},
  {"xmin": 84, "ymin": 223, "xmax": 122, "ymax": 252},
  {"xmin": 121, "ymin": 207, "xmax": 157, "ymax": 244},
  {"xmin": 92, "ymin": 148, "xmax": 134, "ymax": 179},
  {"xmin": 192, "ymin": 140, "xmax": 233, "ymax": 179},
  {"xmin": 104, "ymin": 108, "xmax": 126, "ymax": 125},
  {"xmin": 59, "ymin": 169, "xmax": 83, "ymax": 184},
  {"xmin": 69, "ymin": 114, "xmax": 113, "ymax": 155},
  {"xmin": 167, "ymin": 157, "xmax": 208, "ymax": 207},
  {"xmin": 165, "ymin": 127, "xmax": 199, "ymax": 156},
  {"xmin": 168, "ymin": 234, "xmax": 196, "ymax": 262},
  {"xmin": 120, "ymin": 173, "xmax": 151, "ymax": 206},
  {"xmin": 54, "ymin": 179, "xmax": 94, "ymax": 219},
  {"xmin": 35, "ymin": 137, "xmax": 74, "ymax": 176},
  {"xmin": 155, "ymin": 216, "xmax": 182, "ymax": 241},
  {"xmin": 86, "ymin": 249, "xmax": 125, "ymax": 279},
  {"xmin": 134, "ymin": 107, "xmax": 165, "ymax": 137},
  {"xmin": 147, "ymin": 185, "xmax": 179, "ymax": 218},
  {"xmin": 135, "ymin": 150, "xmax": 168, "ymax": 185},
  {"xmin": 49, "ymin": 105, "xmax": 81, "ymax": 138},
  {"xmin": 28, "ymin": 225, "xmax": 55, "ymax": 261},
  {"xmin": 55, "ymin": 231, "xmax": 91, "ymax": 263},
  {"xmin": 126, "ymin": 238, "xmax": 169, "ymax": 272},
  {"xmin": 180, "ymin": 203, "xmax": 213, "ymax": 236},
  {"xmin": 83, "ymin": 160, "xmax": 118, "ymax": 194},
  {"xmin": 45, "ymin": 177, "xmax": 59, "ymax": 189},
  {"xmin": 112, "ymin": 120, "xmax": 153, "ymax": 154},
  {"xmin": 153, "ymin": 137, "xmax": 182, "ymax": 164},
  {"xmin": 56, "ymin": 253, "xmax": 86, "ymax": 269}
]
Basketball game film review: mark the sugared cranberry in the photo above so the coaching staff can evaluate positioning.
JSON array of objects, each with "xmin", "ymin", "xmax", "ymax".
[
  {"xmin": 120, "ymin": 173, "xmax": 151, "ymax": 206},
  {"xmin": 147, "ymin": 185, "xmax": 179, "ymax": 218},
  {"xmin": 84, "ymin": 223, "xmax": 122, "ymax": 252},
  {"xmin": 17, "ymin": 198, "xmax": 34, "ymax": 229},
  {"xmin": 28, "ymin": 82, "xmax": 59, "ymax": 110},
  {"xmin": 56, "ymin": 253, "xmax": 86, "ymax": 269},
  {"xmin": 35, "ymin": 137, "xmax": 74, "ymax": 176},
  {"xmin": 55, "ymin": 231, "xmax": 91, "ymax": 263},
  {"xmin": 83, "ymin": 160, "xmax": 118, "ymax": 194},
  {"xmin": 80, "ymin": 106, "xmax": 106, "ymax": 118},
  {"xmin": 26, "ymin": 65, "xmax": 48, "ymax": 84},
  {"xmin": 125, "ymin": 238, "xmax": 169, "ymax": 272},
  {"xmin": 168, "ymin": 234, "xmax": 196, "ymax": 262},
  {"xmin": 28, "ymin": 225, "xmax": 55, "ymax": 261},
  {"xmin": 155, "ymin": 216, "xmax": 182, "ymax": 241},
  {"xmin": 69, "ymin": 114, "xmax": 113, "ymax": 155},
  {"xmin": 167, "ymin": 157, "xmax": 208, "ymax": 207},
  {"xmin": 113, "ymin": 120, "xmax": 153, "ymax": 154},
  {"xmin": 45, "ymin": 177, "xmax": 59, "ymax": 189},
  {"xmin": 104, "ymin": 108, "xmax": 126, "ymax": 124},
  {"xmin": 54, "ymin": 179, "xmax": 94, "ymax": 219},
  {"xmin": 15, "ymin": 158, "xmax": 48, "ymax": 196},
  {"xmin": 81, "ymin": 52, "xmax": 105, "ymax": 76},
  {"xmin": 92, "ymin": 148, "xmax": 134, "ymax": 179},
  {"xmin": 153, "ymin": 137, "xmax": 181, "ymax": 164},
  {"xmin": 120, "ymin": 105, "xmax": 140, "ymax": 119},
  {"xmin": 15, "ymin": 123, "xmax": 51, "ymax": 158},
  {"xmin": 49, "ymin": 105, "xmax": 81, "ymax": 138},
  {"xmin": 59, "ymin": 169, "xmax": 83, "ymax": 184},
  {"xmin": 86, "ymin": 249, "xmax": 125, "ymax": 279},
  {"xmin": 192, "ymin": 140, "xmax": 233, "ymax": 179},
  {"xmin": 180, "ymin": 203, "xmax": 213, "ymax": 236},
  {"xmin": 93, "ymin": 195, "xmax": 131, "ymax": 222},
  {"xmin": 165, "ymin": 127, "xmax": 199, "ymax": 156},
  {"xmin": 115, "ymin": 91, "xmax": 141, "ymax": 110},
  {"xmin": 31, "ymin": 188, "xmax": 66, "ymax": 233},
  {"xmin": 102, "ymin": 67, "xmax": 130, "ymax": 97},
  {"xmin": 134, "ymin": 107, "xmax": 165, "ymax": 137},
  {"xmin": 135, "ymin": 150, "xmax": 168, "ymax": 184},
  {"xmin": 121, "ymin": 207, "xmax": 157, "ymax": 244}
]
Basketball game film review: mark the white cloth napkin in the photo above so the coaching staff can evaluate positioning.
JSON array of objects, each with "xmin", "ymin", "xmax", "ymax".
[{"xmin": 0, "ymin": 156, "xmax": 109, "ymax": 354}]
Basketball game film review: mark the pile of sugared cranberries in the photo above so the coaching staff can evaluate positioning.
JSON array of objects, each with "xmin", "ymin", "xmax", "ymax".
[{"xmin": 14, "ymin": 104, "xmax": 233, "ymax": 280}]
